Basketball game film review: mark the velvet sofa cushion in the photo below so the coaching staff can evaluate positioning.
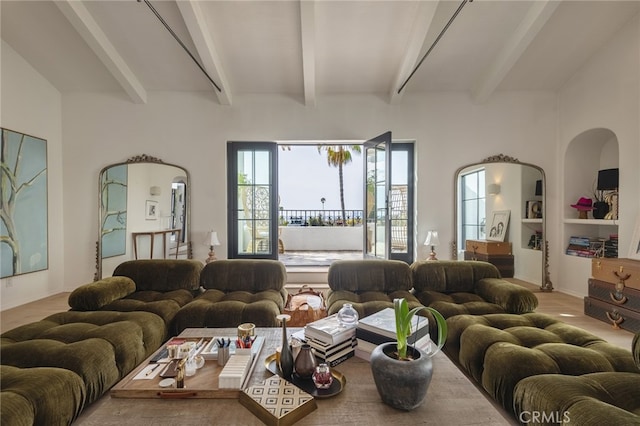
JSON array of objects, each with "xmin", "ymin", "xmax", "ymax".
[
  {"xmin": 199, "ymin": 259, "xmax": 287, "ymax": 293},
  {"xmin": 411, "ymin": 260, "xmax": 501, "ymax": 293},
  {"xmin": 445, "ymin": 313, "xmax": 640, "ymax": 415},
  {"xmin": 513, "ymin": 372, "xmax": 640, "ymax": 425},
  {"xmin": 0, "ymin": 365, "xmax": 86, "ymax": 426},
  {"xmin": 172, "ymin": 289, "xmax": 285, "ymax": 333},
  {"xmin": 412, "ymin": 261, "xmax": 538, "ymax": 315},
  {"xmin": 113, "ymin": 259, "xmax": 203, "ymax": 292},
  {"xmin": 327, "ymin": 259, "xmax": 413, "ymax": 293},
  {"xmin": 1, "ymin": 310, "xmax": 166, "ymax": 404},
  {"xmin": 68, "ymin": 276, "xmax": 136, "ymax": 310}
]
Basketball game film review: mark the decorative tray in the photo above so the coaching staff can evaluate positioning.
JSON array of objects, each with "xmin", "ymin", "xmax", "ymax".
[
  {"xmin": 264, "ymin": 353, "xmax": 345, "ymax": 398},
  {"xmin": 200, "ymin": 336, "xmax": 265, "ymax": 360}
]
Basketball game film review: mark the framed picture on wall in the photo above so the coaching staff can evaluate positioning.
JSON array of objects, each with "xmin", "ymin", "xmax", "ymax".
[
  {"xmin": 487, "ymin": 210, "xmax": 510, "ymax": 242},
  {"xmin": 145, "ymin": 200, "xmax": 158, "ymax": 220},
  {"xmin": 526, "ymin": 200, "xmax": 543, "ymax": 219}
]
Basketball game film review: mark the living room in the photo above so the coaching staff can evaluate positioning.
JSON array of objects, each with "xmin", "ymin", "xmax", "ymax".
[{"xmin": 1, "ymin": 1, "xmax": 639, "ymax": 424}]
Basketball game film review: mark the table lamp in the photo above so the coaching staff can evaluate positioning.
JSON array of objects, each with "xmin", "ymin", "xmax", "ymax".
[
  {"xmin": 206, "ymin": 231, "xmax": 221, "ymax": 263},
  {"xmin": 424, "ymin": 231, "xmax": 439, "ymax": 261}
]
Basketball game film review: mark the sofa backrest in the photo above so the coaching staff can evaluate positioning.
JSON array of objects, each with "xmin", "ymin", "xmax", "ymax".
[
  {"xmin": 199, "ymin": 259, "xmax": 286, "ymax": 292},
  {"xmin": 327, "ymin": 259, "xmax": 412, "ymax": 293},
  {"xmin": 411, "ymin": 260, "xmax": 501, "ymax": 293},
  {"xmin": 113, "ymin": 259, "xmax": 203, "ymax": 292}
]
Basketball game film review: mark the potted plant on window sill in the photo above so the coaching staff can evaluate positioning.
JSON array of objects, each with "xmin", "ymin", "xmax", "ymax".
[{"xmin": 369, "ymin": 298, "xmax": 448, "ymax": 411}]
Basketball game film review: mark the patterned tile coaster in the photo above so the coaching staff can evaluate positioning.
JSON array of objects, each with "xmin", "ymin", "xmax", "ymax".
[{"xmin": 239, "ymin": 374, "xmax": 317, "ymax": 426}]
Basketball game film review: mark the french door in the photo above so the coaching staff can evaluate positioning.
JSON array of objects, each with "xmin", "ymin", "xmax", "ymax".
[
  {"xmin": 227, "ymin": 142, "xmax": 278, "ymax": 259},
  {"xmin": 363, "ymin": 132, "xmax": 391, "ymax": 259}
]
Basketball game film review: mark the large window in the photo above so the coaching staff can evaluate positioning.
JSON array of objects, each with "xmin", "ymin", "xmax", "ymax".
[{"xmin": 460, "ymin": 168, "xmax": 486, "ymax": 248}]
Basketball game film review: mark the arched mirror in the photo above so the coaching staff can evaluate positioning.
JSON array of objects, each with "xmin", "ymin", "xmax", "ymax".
[
  {"xmin": 95, "ymin": 154, "xmax": 192, "ymax": 279},
  {"xmin": 453, "ymin": 154, "xmax": 552, "ymax": 291}
]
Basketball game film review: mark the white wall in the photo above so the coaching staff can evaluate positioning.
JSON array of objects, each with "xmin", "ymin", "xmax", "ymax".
[
  {"xmin": 557, "ymin": 14, "xmax": 640, "ymax": 297},
  {"xmin": 2, "ymin": 12, "xmax": 638, "ymax": 309},
  {"xmin": 0, "ymin": 41, "xmax": 64, "ymax": 310},
  {"xmin": 59, "ymin": 90, "xmax": 557, "ymax": 291}
]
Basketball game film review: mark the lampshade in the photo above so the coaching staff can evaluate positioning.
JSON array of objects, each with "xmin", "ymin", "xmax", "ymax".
[
  {"xmin": 424, "ymin": 231, "xmax": 439, "ymax": 247},
  {"xmin": 535, "ymin": 180, "xmax": 542, "ymax": 196},
  {"xmin": 209, "ymin": 231, "xmax": 221, "ymax": 246},
  {"xmin": 487, "ymin": 183, "xmax": 501, "ymax": 195},
  {"xmin": 597, "ymin": 168, "xmax": 619, "ymax": 190}
]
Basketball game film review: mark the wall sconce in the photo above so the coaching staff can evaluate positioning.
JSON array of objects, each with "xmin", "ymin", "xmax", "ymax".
[
  {"xmin": 487, "ymin": 183, "xmax": 501, "ymax": 196},
  {"xmin": 150, "ymin": 186, "xmax": 161, "ymax": 196},
  {"xmin": 424, "ymin": 230, "xmax": 439, "ymax": 261},
  {"xmin": 206, "ymin": 231, "xmax": 221, "ymax": 263}
]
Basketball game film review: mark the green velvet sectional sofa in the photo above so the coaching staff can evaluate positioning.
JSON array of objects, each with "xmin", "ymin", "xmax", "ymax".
[{"xmin": 2, "ymin": 258, "xmax": 639, "ymax": 425}]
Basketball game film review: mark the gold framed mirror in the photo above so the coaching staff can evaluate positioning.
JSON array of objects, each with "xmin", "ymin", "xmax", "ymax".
[
  {"xmin": 95, "ymin": 154, "xmax": 192, "ymax": 279},
  {"xmin": 453, "ymin": 154, "xmax": 552, "ymax": 291}
]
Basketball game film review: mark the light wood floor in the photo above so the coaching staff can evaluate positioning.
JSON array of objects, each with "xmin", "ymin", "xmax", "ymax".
[{"xmin": 1, "ymin": 284, "xmax": 634, "ymax": 349}]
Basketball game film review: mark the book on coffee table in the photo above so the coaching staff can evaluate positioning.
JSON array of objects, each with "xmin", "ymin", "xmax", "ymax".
[
  {"xmin": 357, "ymin": 307, "xmax": 428, "ymax": 339},
  {"xmin": 239, "ymin": 374, "xmax": 317, "ymax": 426}
]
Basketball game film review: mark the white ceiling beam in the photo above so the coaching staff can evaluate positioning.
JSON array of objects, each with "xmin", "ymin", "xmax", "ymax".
[
  {"xmin": 300, "ymin": 0, "xmax": 317, "ymax": 107},
  {"xmin": 471, "ymin": 0, "xmax": 560, "ymax": 104},
  {"xmin": 54, "ymin": 0, "xmax": 147, "ymax": 104},
  {"xmin": 389, "ymin": 1, "xmax": 440, "ymax": 105},
  {"xmin": 176, "ymin": 1, "xmax": 232, "ymax": 106}
]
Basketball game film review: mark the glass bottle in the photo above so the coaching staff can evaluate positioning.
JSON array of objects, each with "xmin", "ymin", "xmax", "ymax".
[
  {"xmin": 312, "ymin": 363, "xmax": 333, "ymax": 389},
  {"xmin": 294, "ymin": 344, "xmax": 317, "ymax": 379},
  {"xmin": 277, "ymin": 314, "xmax": 294, "ymax": 379},
  {"xmin": 337, "ymin": 303, "xmax": 359, "ymax": 327}
]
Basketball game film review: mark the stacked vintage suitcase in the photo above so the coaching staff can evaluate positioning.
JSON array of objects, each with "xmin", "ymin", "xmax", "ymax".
[
  {"xmin": 464, "ymin": 239, "xmax": 514, "ymax": 278},
  {"xmin": 584, "ymin": 258, "xmax": 640, "ymax": 333}
]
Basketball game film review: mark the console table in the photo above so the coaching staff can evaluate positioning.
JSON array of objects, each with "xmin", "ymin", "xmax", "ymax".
[{"xmin": 132, "ymin": 229, "xmax": 181, "ymax": 259}]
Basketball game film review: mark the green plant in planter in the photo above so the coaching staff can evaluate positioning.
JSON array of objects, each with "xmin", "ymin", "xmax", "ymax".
[
  {"xmin": 394, "ymin": 297, "xmax": 447, "ymax": 360},
  {"xmin": 370, "ymin": 298, "xmax": 448, "ymax": 410}
]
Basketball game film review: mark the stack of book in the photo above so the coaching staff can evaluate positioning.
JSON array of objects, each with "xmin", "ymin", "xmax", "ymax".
[
  {"xmin": 354, "ymin": 308, "xmax": 430, "ymax": 361},
  {"xmin": 566, "ymin": 236, "xmax": 604, "ymax": 258},
  {"xmin": 303, "ymin": 314, "xmax": 357, "ymax": 367},
  {"xmin": 604, "ymin": 234, "xmax": 618, "ymax": 258}
]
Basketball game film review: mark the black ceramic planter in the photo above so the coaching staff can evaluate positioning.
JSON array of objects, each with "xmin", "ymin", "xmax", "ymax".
[{"xmin": 369, "ymin": 343, "xmax": 433, "ymax": 411}]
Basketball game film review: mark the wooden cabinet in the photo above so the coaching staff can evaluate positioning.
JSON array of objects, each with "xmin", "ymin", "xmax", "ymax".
[{"xmin": 584, "ymin": 258, "xmax": 640, "ymax": 333}]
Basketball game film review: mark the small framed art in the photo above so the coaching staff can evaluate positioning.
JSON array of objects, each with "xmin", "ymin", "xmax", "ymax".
[
  {"xmin": 145, "ymin": 200, "xmax": 158, "ymax": 220},
  {"xmin": 487, "ymin": 210, "xmax": 510, "ymax": 242}
]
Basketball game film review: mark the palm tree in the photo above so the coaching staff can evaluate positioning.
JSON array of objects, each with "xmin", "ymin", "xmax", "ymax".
[{"xmin": 317, "ymin": 145, "xmax": 361, "ymax": 226}]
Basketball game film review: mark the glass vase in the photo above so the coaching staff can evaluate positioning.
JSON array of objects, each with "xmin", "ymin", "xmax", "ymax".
[
  {"xmin": 294, "ymin": 344, "xmax": 317, "ymax": 379},
  {"xmin": 312, "ymin": 363, "xmax": 333, "ymax": 389},
  {"xmin": 276, "ymin": 314, "xmax": 294, "ymax": 379},
  {"xmin": 337, "ymin": 303, "xmax": 359, "ymax": 327}
]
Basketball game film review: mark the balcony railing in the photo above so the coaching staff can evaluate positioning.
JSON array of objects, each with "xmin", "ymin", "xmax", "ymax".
[{"xmin": 279, "ymin": 209, "xmax": 363, "ymax": 227}]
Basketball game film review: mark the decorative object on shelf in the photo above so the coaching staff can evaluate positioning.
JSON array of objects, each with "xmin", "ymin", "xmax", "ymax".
[
  {"xmin": 535, "ymin": 179, "xmax": 543, "ymax": 196},
  {"xmin": 337, "ymin": 303, "xmax": 359, "ymax": 327},
  {"xmin": 487, "ymin": 210, "xmax": 510, "ymax": 242},
  {"xmin": 487, "ymin": 183, "xmax": 501, "ymax": 195},
  {"xmin": 276, "ymin": 314, "xmax": 293, "ymax": 379},
  {"xmin": 206, "ymin": 230, "xmax": 221, "ymax": 263},
  {"xmin": 526, "ymin": 201, "xmax": 543, "ymax": 219},
  {"xmin": 294, "ymin": 344, "xmax": 317, "ymax": 379},
  {"xmin": 424, "ymin": 230, "xmax": 440, "ymax": 260},
  {"xmin": 593, "ymin": 168, "xmax": 619, "ymax": 219},
  {"xmin": 369, "ymin": 298, "xmax": 447, "ymax": 411},
  {"xmin": 312, "ymin": 363, "xmax": 333, "ymax": 389},
  {"xmin": 570, "ymin": 197, "xmax": 594, "ymax": 219}
]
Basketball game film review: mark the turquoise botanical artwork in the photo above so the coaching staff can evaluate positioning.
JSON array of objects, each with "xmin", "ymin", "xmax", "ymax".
[
  {"xmin": 101, "ymin": 164, "xmax": 128, "ymax": 258},
  {"xmin": 1, "ymin": 128, "xmax": 48, "ymax": 278}
]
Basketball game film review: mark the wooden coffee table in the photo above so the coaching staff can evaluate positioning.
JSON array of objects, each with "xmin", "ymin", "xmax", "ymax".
[{"xmin": 77, "ymin": 328, "xmax": 515, "ymax": 425}]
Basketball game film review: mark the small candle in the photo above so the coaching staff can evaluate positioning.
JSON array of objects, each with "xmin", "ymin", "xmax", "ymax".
[{"xmin": 312, "ymin": 363, "xmax": 333, "ymax": 389}]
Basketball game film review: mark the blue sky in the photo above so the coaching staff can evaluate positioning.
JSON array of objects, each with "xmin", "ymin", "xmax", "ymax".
[{"xmin": 278, "ymin": 145, "xmax": 363, "ymax": 211}]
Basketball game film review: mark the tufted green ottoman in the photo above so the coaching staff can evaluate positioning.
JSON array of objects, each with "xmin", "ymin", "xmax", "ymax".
[
  {"xmin": 446, "ymin": 313, "xmax": 640, "ymax": 416},
  {"xmin": 0, "ymin": 365, "xmax": 86, "ymax": 426},
  {"xmin": 512, "ymin": 333, "xmax": 640, "ymax": 425}
]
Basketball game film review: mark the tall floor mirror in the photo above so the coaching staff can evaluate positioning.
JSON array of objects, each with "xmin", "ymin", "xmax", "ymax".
[
  {"xmin": 95, "ymin": 154, "xmax": 192, "ymax": 280},
  {"xmin": 453, "ymin": 154, "xmax": 552, "ymax": 291}
]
